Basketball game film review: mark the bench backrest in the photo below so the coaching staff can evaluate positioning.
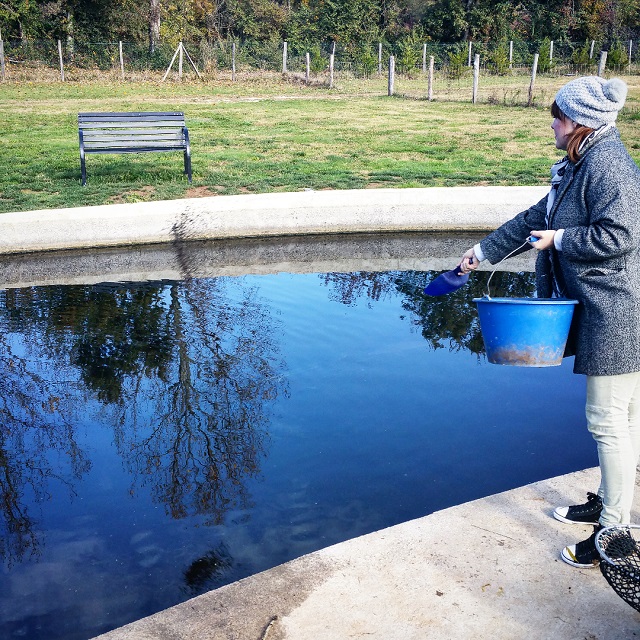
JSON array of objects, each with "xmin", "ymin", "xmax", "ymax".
[{"xmin": 78, "ymin": 112, "xmax": 188, "ymax": 152}]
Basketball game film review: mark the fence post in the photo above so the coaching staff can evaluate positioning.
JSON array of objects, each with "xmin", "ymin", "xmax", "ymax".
[
  {"xmin": 378, "ymin": 42, "xmax": 382, "ymax": 75},
  {"xmin": 232, "ymin": 42, "xmax": 236, "ymax": 81},
  {"xmin": 598, "ymin": 50, "xmax": 607, "ymax": 76},
  {"xmin": 422, "ymin": 43, "xmax": 427, "ymax": 73},
  {"xmin": 329, "ymin": 52, "xmax": 334, "ymax": 88},
  {"xmin": 428, "ymin": 55, "xmax": 434, "ymax": 101},
  {"xmin": 589, "ymin": 40, "xmax": 595, "ymax": 59},
  {"xmin": 472, "ymin": 53, "xmax": 480, "ymax": 104},
  {"xmin": 528, "ymin": 53, "xmax": 539, "ymax": 106},
  {"xmin": 549, "ymin": 40, "xmax": 554, "ymax": 64},
  {"xmin": 629, "ymin": 40, "xmax": 633, "ymax": 72},
  {"xmin": 388, "ymin": 55, "xmax": 395, "ymax": 96},
  {"xmin": 282, "ymin": 41, "xmax": 287, "ymax": 73},
  {"xmin": 468, "ymin": 41, "xmax": 472, "ymax": 67},
  {"xmin": 305, "ymin": 52, "xmax": 310, "ymax": 84},
  {"xmin": 0, "ymin": 38, "xmax": 5, "ymax": 81},
  {"xmin": 119, "ymin": 41, "xmax": 125, "ymax": 80},
  {"xmin": 509, "ymin": 40, "xmax": 513, "ymax": 69},
  {"xmin": 58, "ymin": 39, "xmax": 65, "ymax": 81},
  {"xmin": 178, "ymin": 41, "xmax": 183, "ymax": 79}
]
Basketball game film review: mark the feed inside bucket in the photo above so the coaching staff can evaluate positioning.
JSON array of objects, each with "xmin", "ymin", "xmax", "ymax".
[{"xmin": 473, "ymin": 297, "xmax": 579, "ymax": 367}]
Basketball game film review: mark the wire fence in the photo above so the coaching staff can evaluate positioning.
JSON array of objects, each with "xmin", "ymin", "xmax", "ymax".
[{"xmin": 2, "ymin": 38, "xmax": 639, "ymax": 109}]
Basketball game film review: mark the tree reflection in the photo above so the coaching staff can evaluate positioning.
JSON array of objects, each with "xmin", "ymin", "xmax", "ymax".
[
  {"xmin": 183, "ymin": 542, "xmax": 233, "ymax": 595},
  {"xmin": 320, "ymin": 269, "xmax": 536, "ymax": 354},
  {"xmin": 0, "ymin": 289, "xmax": 90, "ymax": 565},
  {"xmin": 101, "ymin": 277, "xmax": 287, "ymax": 524},
  {"xmin": 0, "ymin": 274, "xmax": 287, "ymax": 562}
]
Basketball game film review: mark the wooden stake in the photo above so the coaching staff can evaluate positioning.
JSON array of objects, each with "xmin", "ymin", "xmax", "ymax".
[
  {"xmin": 388, "ymin": 55, "xmax": 395, "ymax": 96},
  {"xmin": 598, "ymin": 50, "xmax": 607, "ymax": 76},
  {"xmin": 528, "ymin": 53, "xmax": 539, "ymax": 106},
  {"xmin": 181, "ymin": 44, "xmax": 202, "ymax": 80},
  {"xmin": 472, "ymin": 54, "xmax": 479, "ymax": 104},
  {"xmin": 58, "ymin": 39, "xmax": 65, "ymax": 81},
  {"xmin": 329, "ymin": 53, "xmax": 334, "ymax": 88},
  {"xmin": 0, "ymin": 39, "xmax": 5, "ymax": 81},
  {"xmin": 232, "ymin": 42, "xmax": 236, "ymax": 81},
  {"xmin": 119, "ymin": 41, "xmax": 125, "ymax": 80}
]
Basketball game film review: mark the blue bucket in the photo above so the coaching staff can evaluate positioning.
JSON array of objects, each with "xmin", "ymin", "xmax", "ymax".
[{"xmin": 473, "ymin": 297, "xmax": 579, "ymax": 367}]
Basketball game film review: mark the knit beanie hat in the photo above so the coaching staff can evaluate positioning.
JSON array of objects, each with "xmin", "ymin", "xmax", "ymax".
[{"xmin": 555, "ymin": 76, "xmax": 627, "ymax": 129}]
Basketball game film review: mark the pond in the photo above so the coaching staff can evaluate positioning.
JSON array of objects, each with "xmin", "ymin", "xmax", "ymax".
[{"xmin": 0, "ymin": 234, "xmax": 594, "ymax": 640}]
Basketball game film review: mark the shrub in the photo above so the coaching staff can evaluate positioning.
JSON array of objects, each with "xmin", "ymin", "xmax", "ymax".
[
  {"xmin": 607, "ymin": 39, "xmax": 629, "ymax": 68},
  {"xmin": 537, "ymin": 38, "xmax": 555, "ymax": 73},
  {"xmin": 487, "ymin": 42, "xmax": 510, "ymax": 75}
]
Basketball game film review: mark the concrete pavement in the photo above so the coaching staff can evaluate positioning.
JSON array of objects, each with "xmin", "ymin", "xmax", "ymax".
[{"xmin": 94, "ymin": 467, "xmax": 640, "ymax": 640}]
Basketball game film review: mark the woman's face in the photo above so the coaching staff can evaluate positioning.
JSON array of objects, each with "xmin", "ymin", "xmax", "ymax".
[{"xmin": 551, "ymin": 115, "xmax": 578, "ymax": 150}]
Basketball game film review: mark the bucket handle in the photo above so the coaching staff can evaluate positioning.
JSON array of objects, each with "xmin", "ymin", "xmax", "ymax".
[{"xmin": 484, "ymin": 238, "xmax": 535, "ymax": 298}]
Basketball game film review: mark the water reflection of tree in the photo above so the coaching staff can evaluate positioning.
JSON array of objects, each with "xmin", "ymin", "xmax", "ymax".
[
  {"xmin": 183, "ymin": 542, "xmax": 233, "ymax": 595},
  {"xmin": 320, "ymin": 269, "xmax": 536, "ymax": 354},
  {"xmin": 0, "ymin": 289, "xmax": 91, "ymax": 565},
  {"xmin": 104, "ymin": 277, "xmax": 287, "ymax": 525},
  {"xmin": 0, "ymin": 275, "xmax": 287, "ymax": 563}
]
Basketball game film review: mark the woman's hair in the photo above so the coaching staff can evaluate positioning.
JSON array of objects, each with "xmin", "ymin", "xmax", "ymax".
[{"xmin": 551, "ymin": 100, "xmax": 594, "ymax": 163}]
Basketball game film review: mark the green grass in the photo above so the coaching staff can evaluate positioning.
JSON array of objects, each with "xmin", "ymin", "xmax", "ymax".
[{"xmin": 1, "ymin": 74, "xmax": 639, "ymax": 213}]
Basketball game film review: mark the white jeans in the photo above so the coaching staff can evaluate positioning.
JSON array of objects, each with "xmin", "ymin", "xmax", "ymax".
[{"xmin": 586, "ymin": 372, "xmax": 640, "ymax": 525}]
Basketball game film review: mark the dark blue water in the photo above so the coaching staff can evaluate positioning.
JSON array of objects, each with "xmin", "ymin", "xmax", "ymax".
[{"xmin": 0, "ymin": 268, "xmax": 593, "ymax": 639}]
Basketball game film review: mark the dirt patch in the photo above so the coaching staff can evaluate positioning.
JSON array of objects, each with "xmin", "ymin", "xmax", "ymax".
[
  {"xmin": 107, "ymin": 186, "xmax": 156, "ymax": 204},
  {"xmin": 184, "ymin": 186, "xmax": 219, "ymax": 198}
]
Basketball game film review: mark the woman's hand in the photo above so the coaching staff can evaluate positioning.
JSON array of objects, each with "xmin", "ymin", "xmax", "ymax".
[
  {"xmin": 459, "ymin": 248, "xmax": 479, "ymax": 274},
  {"xmin": 529, "ymin": 230, "xmax": 556, "ymax": 250}
]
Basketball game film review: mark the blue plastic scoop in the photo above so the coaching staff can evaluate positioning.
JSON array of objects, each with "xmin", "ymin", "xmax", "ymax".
[{"xmin": 423, "ymin": 264, "xmax": 470, "ymax": 296}]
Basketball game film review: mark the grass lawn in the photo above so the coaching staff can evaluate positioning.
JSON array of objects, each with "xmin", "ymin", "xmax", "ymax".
[{"xmin": 1, "ymin": 72, "xmax": 639, "ymax": 213}]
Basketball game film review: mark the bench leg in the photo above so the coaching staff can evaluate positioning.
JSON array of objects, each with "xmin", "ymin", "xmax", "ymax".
[
  {"xmin": 80, "ymin": 153, "xmax": 87, "ymax": 186},
  {"xmin": 184, "ymin": 150, "xmax": 192, "ymax": 184}
]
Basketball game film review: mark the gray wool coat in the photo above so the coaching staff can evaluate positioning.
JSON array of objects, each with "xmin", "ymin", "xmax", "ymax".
[{"xmin": 479, "ymin": 127, "xmax": 640, "ymax": 376}]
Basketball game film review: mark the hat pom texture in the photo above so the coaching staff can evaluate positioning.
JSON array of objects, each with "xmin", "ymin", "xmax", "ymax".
[{"xmin": 555, "ymin": 76, "xmax": 627, "ymax": 129}]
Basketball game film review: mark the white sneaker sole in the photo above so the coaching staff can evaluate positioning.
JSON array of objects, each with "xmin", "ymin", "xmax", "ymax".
[
  {"xmin": 560, "ymin": 546, "xmax": 599, "ymax": 569},
  {"xmin": 553, "ymin": 508, "xmax": 600, "ymax": 526}
]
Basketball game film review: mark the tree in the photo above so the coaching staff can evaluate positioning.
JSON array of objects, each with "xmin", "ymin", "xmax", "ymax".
[{"xmin": 150, "ymin": 0, "xmax": 160, "ymax": 51}]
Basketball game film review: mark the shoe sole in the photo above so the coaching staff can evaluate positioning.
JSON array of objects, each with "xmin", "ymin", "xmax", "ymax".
[
  {"xmin": 560, "ymin": 548, "xmax": 599, "ymax": 569},
  {"xmin": 553, "ymin": 510, "xmax": 600, "ymax": 526}
]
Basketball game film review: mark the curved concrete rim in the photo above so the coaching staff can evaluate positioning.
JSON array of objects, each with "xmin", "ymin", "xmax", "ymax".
[{"xmin": 0, "ymin": 185, "xmax": 549, "ymax": 255}]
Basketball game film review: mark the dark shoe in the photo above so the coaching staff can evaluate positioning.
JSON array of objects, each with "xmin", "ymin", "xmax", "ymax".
[
  {"xmin": 561, "ymin": 525, "xmax": 602, "ymax": 568},
  {"xmin": 554, "ymin": 492, "xmax": 603, "ymax": 525}
]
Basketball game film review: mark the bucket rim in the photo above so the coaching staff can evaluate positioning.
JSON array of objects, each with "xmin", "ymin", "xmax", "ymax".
[{"xmin": 472, "ymin": 297, "xmax": 578, "ymax": 305}]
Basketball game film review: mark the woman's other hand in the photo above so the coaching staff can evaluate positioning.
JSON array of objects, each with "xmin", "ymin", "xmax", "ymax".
[{"xmin": 529, "ymin": 230, "xmax": 556, "ymax": 250}]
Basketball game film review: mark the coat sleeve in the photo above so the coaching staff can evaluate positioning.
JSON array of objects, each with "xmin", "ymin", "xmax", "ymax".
[
  {"xmin": 560, "ymin": 153, "xmax": 640, "ymax": 263},
  {"xmin": 479, "ymin": 195, "xmax": 548, "ymax": 265}
]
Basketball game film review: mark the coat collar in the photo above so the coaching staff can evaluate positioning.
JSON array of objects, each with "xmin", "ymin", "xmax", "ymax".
[{"xmin": 547, "ymin": 126, "xmax": 619, "ymax": 226}]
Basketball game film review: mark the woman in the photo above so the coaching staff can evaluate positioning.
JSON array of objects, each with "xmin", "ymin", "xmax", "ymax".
[{"xmin": 460, "ymin": 76, "xmax": 640, "ymax": 568}]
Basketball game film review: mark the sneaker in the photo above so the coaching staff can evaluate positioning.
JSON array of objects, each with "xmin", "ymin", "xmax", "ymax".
[
  {"xmin": 554, "ymin": 492, "xmax": 603, "ymax": 525},
  {"xmin": 561, "ymin": 525, "xmax": 602, "ymax": 568}
]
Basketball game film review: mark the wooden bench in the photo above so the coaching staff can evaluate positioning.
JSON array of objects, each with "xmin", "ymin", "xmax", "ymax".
[{"xmin": 78, "ymin": 111, "xmax": 192, "ymax": 186}]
